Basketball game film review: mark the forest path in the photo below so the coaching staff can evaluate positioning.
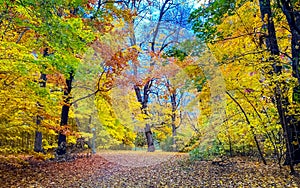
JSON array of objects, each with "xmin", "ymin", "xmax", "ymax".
[
  {"xmin": 98, "ymin": 150, "xmax": 184, "ymax": 167},
  {"xmin": 0, "ymin": 151, "xmax": 300, "ymax": 187}
]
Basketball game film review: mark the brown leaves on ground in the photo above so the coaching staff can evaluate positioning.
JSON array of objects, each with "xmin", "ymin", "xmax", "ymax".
[{"xmin": 0, "ymin": 151, "xmax": 300, "ymax": 187}]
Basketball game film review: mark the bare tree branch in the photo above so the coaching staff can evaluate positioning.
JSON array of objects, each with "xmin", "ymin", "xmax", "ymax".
[{"xmin": 16, "ymin": 27, "xmax": 30, "ymax": 44}]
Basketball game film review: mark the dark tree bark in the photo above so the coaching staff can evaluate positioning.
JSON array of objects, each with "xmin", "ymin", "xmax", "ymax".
[
  {"xmin": 170, "ymin": 92, "xmax": 177, "ymax": 151},
  {"xmin": 34, "ymin": 115, "xmax": 43, "ymax": 152},
  {"xmin": 34, "ymin": 49, "xmax": 48, "ymax": 153},
  {"xmin": 57, "ymin": 72, "xmax": 74, "ymax": 155},
  {"xmin": 166, "ymin": 79, "xmax": 182, "ymax": 152},
  {"xmin": 259, "ymin": 0, "xmax": 280, "ymax": 56},
  {"xmin": 91, "ymin": 126, "xmax": 96, "ymax": 154},
  {"xmin": 34, "ymin": 118, "xmax": 43, "ymax": 152},
  {"xmin": 134, "ymin": 80, "xmax": 155, "ymax": 152},
  {"xmin": 279, "ymin": 0, "xmax": 300, "ymax": 168},
  {"xmin": 259, "ymin": 0, "xmax": 300, "ymax": 172},
  {"xmin": 259, "ymin": 0, "xmax": 290, "ymax": 167},
  {"xmin": 280, "ymin": 1, "xmax": 300, "ymax": 81},
  {"xmin": 145, "ymin": 124, "xmax": 155, "ymax": 152}
]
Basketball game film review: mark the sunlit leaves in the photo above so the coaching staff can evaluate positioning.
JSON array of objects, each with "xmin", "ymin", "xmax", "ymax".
[
  {"xmin": 189, "ymin": 1, "xmax": 298, "ymax": 159},
  {"xmin": 190, "ymin": 0, "xmax": 248, "ymax": 42},
  {"xmin": 0, "ymin": 0, "xmax": 98, "ymax": 155}
]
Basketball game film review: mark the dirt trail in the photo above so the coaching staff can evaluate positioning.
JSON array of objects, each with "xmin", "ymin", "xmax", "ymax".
[
  {"xmin": 99, "ymin": 150, "xmax": 185, "ymax": 167},
  {"xmin": 0, "ymin": 151, "xmax": 300, "ymax": 187}
]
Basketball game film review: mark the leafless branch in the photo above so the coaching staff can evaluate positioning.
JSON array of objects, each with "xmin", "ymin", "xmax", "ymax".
[
  {"xmin": 16, "ymin": 27, "xmax": 30, "ymax": 44},
  {"xmin": 160, "ymin": 40, "xmax": 179, "ymax": 52},
  {"xmin": 71, "ymin": 91, "xmax": 98, "ymax": 105},
  {"xmin": 72, "ymin": 85, "xmax": 95, "ymax": 92}
]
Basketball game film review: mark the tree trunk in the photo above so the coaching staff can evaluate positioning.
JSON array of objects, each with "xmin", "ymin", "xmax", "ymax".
[
  {"xmin": 57, "ymin": 72, "xmax": 73, "ymax": 156},
  {"xmin": 172, "ymin": 121, "xmax": 177, "ymax": 152},
  {"xmin": 171, "ymin": 95, "xmax": 177, "ymax": 152},
  {"xmin": 228, "ymin": 135, "xmax": 233, "ymax": 157},
  {"xmin": 145, "ymin": 124, "xmax": 155, "ymax": 152},
  {"xmin": 34, "ymin": 49, "xmax": 48, "ymax": 153},
  {"xmin": 280, "ymin": 1, "xmax": 300, "ymax": 167},
  {"xmin": 88, "ymin": 115, "xmax": 96, "ymax": 154},
  {"xmin": 91, "ymin": 127, "xmax": 96, "ymax": 154},
  {"xmin": 259, "ymin": 0, "xmax": 292, "ymax": 169},
  {"xmin": 134, "ymin": 81, "xmax": 155, "ymax": 152},
  {"xmin": 34, "ymin": 115, "xmax": 43, "ymax": 152},
  {"xmin": 57, "ymin": 105, "xmax": 69, "ymax": 155},
  {"xmin": 34, "ymin": 74, "xmax": 47, "ymax": 152},
  {"xmin": 259, "ymin": 0, "xmax": 280, "ymax": 56}
]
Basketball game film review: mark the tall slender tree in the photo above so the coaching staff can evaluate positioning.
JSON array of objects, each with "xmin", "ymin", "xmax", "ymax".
[
  {"xmin": 34, "ymin": 48, "xmax": 49, "ymax": 153},
  {"xmin": 278, "ymin": 0, "xmax": 300, "ymax": 169}
]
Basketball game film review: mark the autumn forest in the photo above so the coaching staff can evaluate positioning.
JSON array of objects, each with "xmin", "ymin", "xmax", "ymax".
[{"xmin": 1, "ymin": 0, "xmax": 300, "ymax": 187}]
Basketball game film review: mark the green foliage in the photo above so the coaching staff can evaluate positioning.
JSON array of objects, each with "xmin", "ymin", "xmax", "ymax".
[
  {"xmin": 189, "ymin": 147, "xmax": 202, "ymax": 161},
  {"xmin": 189, "ymin": 0, "xmax": 247, "ymax": 42},
  {"xmin": 160, "ymin": 136, "xmax": 174, "ymax": 152},
  {"xmin": 0, "ymin": 0, "xmax": 98, "ymax": 156},
  {"xmin": 96, "ymin": 128, "xmax": 122, "ymax": 150},
  {"xmin": 293, "ymin": 86, "xmax": 300, "ymax": 103},
  {"xmin": 189, "ymin": 140, "xmax": 224, "ymax": 161},
  {"xmin": 164, "ymin": 47, "xmax": 188, "ymax": 61},
  {"xmin": 134, "ymin": 132, "xmax": 147, "ymax": 147},
  {"xmin": 109, "ymin": 144, "xmax": 133, "ymax": 150}
]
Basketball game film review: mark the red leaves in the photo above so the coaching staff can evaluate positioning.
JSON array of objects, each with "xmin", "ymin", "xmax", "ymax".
[
  {"xmin": 88, "ymin": 0, "xmax": 97, "ymax": 3},
  {"xmin": 94, "ymin": 21, "xmax": 114, "ymax": 33},
  {"xmin": 47, "ymin": 73, "xmax": 66, "ymax": 87},
  {"xmin": 244, "ymin": 88, "xmax": 254, "ymax": 93},
  {"xmin": 0, "ymin": 155, "xmax": 111, "ymax": 187}
]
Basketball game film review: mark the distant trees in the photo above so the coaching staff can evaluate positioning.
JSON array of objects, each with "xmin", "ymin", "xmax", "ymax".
[{"xmin": 115, "ymin": 0, "xmax": 194, "ymax": 151}]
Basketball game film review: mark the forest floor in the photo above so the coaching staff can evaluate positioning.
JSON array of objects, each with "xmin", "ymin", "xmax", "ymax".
[{"xmin": 1, "ymin": 151, "xmax": 300, "ymax": 187}]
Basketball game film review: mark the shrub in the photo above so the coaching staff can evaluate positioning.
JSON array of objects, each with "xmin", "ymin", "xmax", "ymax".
[
  {"xmin": 160, "ymin": 137, "xmax": 173, "ymax": 151},
  {"xmin": 189, "ymin": 140, "xmax": 224, "ymax": 161}
]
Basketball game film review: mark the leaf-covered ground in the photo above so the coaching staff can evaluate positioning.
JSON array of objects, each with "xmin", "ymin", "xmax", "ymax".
[{"xmin": 1, "ymin": 151, "xmax": 300, "ymax": 187}]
